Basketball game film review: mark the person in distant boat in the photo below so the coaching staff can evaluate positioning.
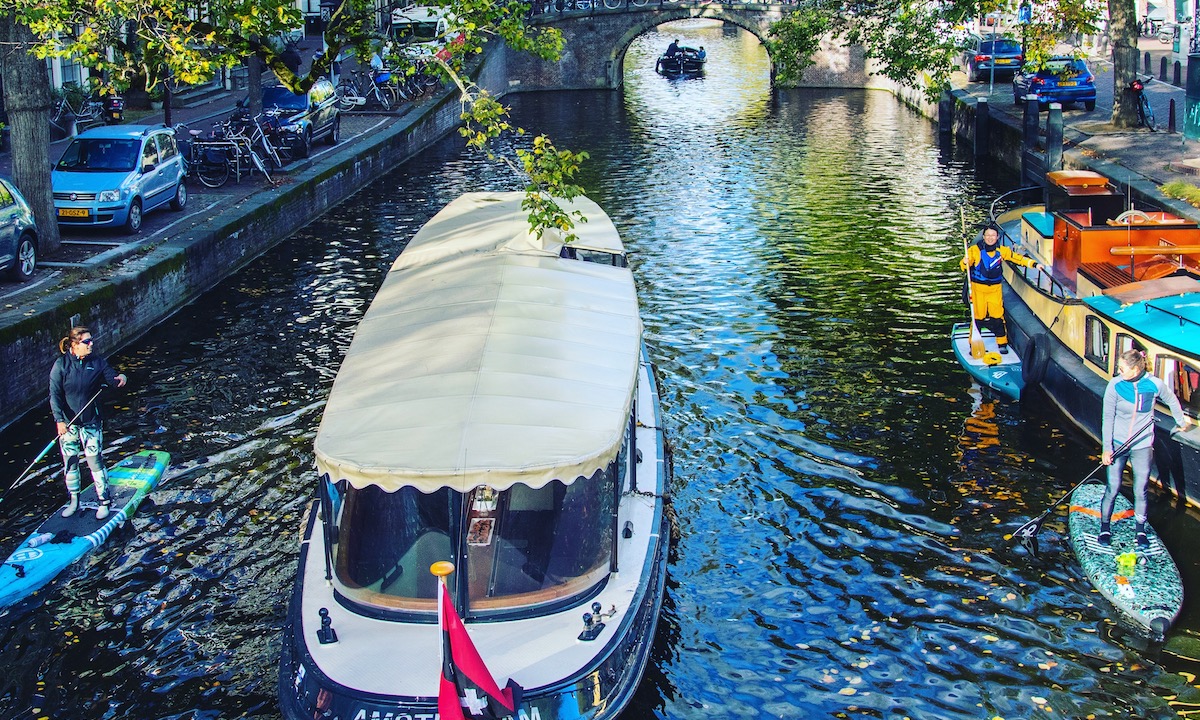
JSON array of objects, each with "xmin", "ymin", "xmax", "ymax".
[
  {"xmin": 959, "ymin": 225, "xmax": 1041, "ymax": 355},
  {"xmin": 48, "ymin": 326, "xmax": 127, "ymax": 520},
  {"xmin": 666, "ymin": 39, "xmax": 682, "ymax": 57},
  {"xmin": 1097, "ymin": 349, "xmax": 1190, "ymax": 548},
  {"xmin": 697, "ymin": 46, "xmax": 707, "ymax": 61}
]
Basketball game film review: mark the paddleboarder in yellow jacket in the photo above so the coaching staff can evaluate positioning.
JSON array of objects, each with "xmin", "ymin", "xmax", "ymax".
[{"xmin": 960, "ymin": 225, "xmax": 1041, "ymax": 354}]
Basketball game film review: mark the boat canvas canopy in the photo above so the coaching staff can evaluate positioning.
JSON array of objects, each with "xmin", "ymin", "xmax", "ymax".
[{"xmin": 314, "ymin": 192, "xmax": 642, "ymax": 493}]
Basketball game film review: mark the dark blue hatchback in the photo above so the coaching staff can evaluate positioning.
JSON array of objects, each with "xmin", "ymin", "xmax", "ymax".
[{"xmin": 1013, "ymin": 56, "xmax": 1097, "ymax": 111}]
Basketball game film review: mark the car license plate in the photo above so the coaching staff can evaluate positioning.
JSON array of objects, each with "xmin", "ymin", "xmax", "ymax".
[
  {"xmin": 57, "ymin": 208, "xmax": 89, "ymax": 218},
  {"xmin": 996, "ymin": 59, "xmax": 1014, "ymax": 64},
  {"xmin": 1059, "ymin": 81, "xmax": 1077, "ymax": 86}
]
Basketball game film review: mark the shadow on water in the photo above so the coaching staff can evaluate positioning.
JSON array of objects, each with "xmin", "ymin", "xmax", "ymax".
[{"xmin": 0, "ymin": 19, "xmax": 1197, "ymax": 720}]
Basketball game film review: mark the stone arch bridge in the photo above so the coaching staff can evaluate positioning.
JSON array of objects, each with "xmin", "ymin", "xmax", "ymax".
[{"xmin": 495, "ymin": 1, "xmax": 883, "ymax": 92}]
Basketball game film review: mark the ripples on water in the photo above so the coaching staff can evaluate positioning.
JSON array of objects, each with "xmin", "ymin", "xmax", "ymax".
[{"xmin": 2, "ymin": 19, "xmax": 1200, "ymax": 720}]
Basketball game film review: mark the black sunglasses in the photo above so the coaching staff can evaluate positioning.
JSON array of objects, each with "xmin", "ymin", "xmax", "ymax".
[{"xmin": 79, "ymin": 337, "xmax": 94, "ymax": 345}]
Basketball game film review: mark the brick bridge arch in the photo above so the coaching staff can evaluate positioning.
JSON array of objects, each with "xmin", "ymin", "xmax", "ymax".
[{"xmin": 501, "ymin": 2, "xmax": 788, "ymax": 91}]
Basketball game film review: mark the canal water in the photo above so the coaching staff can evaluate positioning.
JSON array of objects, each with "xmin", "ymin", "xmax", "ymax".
[{"xmin": 2, "ymin": 20, "xmax": 1200, "ymax": 720}]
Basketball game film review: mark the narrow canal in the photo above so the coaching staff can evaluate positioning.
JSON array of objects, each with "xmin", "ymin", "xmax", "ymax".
[{"xmin": 2, "ymin": 20, "xmax": 1199, "ymax": 720}]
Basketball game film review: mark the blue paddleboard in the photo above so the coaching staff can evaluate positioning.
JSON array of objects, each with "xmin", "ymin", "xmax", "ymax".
[
  {"xmin": 0, "ymin": 450, "xmax": 171, "ymax": 610},
  {"xmin": 951, "ymin": 322, "xmax": 1024, "ymax": 400}
]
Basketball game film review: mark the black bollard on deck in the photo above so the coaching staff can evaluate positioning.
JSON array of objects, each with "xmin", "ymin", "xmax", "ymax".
[
  {"xmin": 1175, "ymin": 60, "xmax": 1183, "ymax": 86},
  {"xmin": 1170, "ymin": 98, "xmax": 1177, "ymax": 133},
  {"xmin": 1046, "ymin": 103, "xmax": 1063, "ymax": 171},
  {"xmin": 975, "ymin": 96, "xmax": 990, "ymax": 156},
  {"xmin": 1161, "ymin": 56, "xmax": 1169, "ymax": 81},
  {"xmin": 1146, "ymin": 51, "xmax": 1152, "ymax": 74}
]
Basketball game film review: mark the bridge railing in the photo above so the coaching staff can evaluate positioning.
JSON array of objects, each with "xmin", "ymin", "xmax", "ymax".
[{"xmin": 528, "ymin": 0, "xmax": 796, "ymax": 17}]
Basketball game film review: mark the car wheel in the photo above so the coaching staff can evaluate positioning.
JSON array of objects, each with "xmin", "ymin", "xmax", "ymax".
[
  {"xmin": 8, "ymin": 234, "xmax": 36, "ymax": 281},
  {"xmin": 1084, "ymin": 99, "xmax": 1096, "ymax": 111},
  {"xmin": 297, "ymin": 128, "xmax": 312, "ymax": 159},
  {"xmin": 170, "ymin": 180, "xmax": 187, "ymax": 211},
  {"xmin": 325, "ymin": 116, "xmax": 340, "ymax": 145},
  {"xmin": 125, "ymin": 199, "xmax": 143, "ymax": 234}
]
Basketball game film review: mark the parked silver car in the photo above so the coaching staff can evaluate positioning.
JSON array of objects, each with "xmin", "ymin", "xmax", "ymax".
[{"xmin": 0, "ymin": 177, "xmax": 38, "ymax": 282}]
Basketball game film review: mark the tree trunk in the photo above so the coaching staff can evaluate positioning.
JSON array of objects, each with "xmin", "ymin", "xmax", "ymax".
[
  {"xmin": 0, "ymin": 15, "xmax": 61, "ymax": 255},
  {"xmin": 248, "ymin": 52, "xmax": 263, "ymax": 119},
  {"xmin": 1110, "ymin": 0, "xmax": 1139, "ymax": 128}
]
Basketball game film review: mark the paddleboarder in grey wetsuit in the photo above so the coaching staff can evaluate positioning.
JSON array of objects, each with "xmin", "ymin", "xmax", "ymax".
[
  {"xmin": 48, "ymin": 326, "xmax": 127, "ymax": 520},
  {"xmin": 1098, "ymin": 349, "xmax": 1190, "ymax": 548}
]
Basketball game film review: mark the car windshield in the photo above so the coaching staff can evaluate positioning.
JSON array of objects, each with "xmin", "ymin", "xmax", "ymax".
[
  {"xmin": 1042, "ymin": 59, "xmax": 1087, "ymax": 76},
  {"xmin": 982, "ymin": 39, "xmax": 1022, "ymax": 54},
  {"xmin": 56, "ymin": 138, "xmax": 139, "ymax": 172},
  {"xmin": 262, "ymin": 87, "xmax": 307, "ymax": 111}
]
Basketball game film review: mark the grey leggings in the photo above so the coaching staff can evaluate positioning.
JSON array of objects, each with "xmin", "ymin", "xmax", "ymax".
[
  {"xmin": 59, "ymin": 424, "xmax": 108, "ymax": 499},
  {"xmin": 1099, "ymin": 446, "xmax": 1152, "ymax": 525}
]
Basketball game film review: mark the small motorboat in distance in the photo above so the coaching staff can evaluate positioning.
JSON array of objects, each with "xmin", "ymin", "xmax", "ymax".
[
  {"xmin": 278, "ymin": 192, "xmax": 671, "ymax": 720},
  {"xmin": 656, "ymin": 45, "xmax": 706, "ymax": 76}
]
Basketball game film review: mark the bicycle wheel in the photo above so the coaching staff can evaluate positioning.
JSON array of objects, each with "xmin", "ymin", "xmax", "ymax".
[
  {"xmin": 373, "ymin": 86, "xmax": 393, "ymax": 111},
  {"xmin": 602, "ymin": 0, "xmax": 623, "ymax": 8},
  {"xmin": 197, "ymin": 158, "xmax": 230, "ymax": 188},
  {"xmin": 1142, "ymin": 97, "xmax": 1157, "ymax": 130},
  {"xmin": 336, "ymin": 82, "xmax": 357, "ymax": 111}
]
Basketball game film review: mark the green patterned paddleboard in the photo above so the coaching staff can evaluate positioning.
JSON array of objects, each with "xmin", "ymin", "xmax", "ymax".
[{"xmin": 1068, "ymin": 482, "xmax": 1182, "ymax": 639}]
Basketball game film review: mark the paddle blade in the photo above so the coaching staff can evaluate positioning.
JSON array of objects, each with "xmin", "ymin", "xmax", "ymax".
[{"xmin": 970, "ymin": 337, "xmax": 986, "ymax": 359}]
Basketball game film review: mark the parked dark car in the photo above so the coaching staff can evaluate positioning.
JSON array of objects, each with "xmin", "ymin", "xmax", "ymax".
[
  {"xmin": 961, "ymin": 33, "xmax": 1023, "ymax": 82},
  {"xmin": 252, "ymin": 80, "xmax": 341, "ymax": 159},
  {"xmin": 51, "ymin": 125, "xmax": 187, "ymax": 235},
  {"xmin": 0, "ymin": 177, "xmax": 37, "ymax": 282},
  {"xmin": 1012, "ymin": 56, "xmax": 1097, "ymax": 111}
]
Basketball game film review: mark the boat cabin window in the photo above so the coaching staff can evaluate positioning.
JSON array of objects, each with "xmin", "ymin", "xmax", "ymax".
[
  {"xmin": 328, "ymin": 461, "xmax": 619, "ymax": 615},
  {"xmin": 332, "ymin": 484, "xmax": 455, "ymax": 610},
  {"xmin": 464, "ymin": 465, "xmax": 616, "ymax": 613},
  {"xmin": 1156, "ymin": 355, "xmax": 1200, "ymax": 418},
  {"xmin": 1114, "ymin": 334, "xmax": 1141, "ymax": 375},
  {"xmin": 1084, "ymin": 316, "xmax": 1110, "ymax": 371},
  {"xmin": 559, "ymin": 245, "xmax": 628, "ymax": 268}
]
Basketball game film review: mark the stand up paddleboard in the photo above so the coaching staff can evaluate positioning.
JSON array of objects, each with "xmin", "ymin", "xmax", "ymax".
[
  {"xmin": 1068, "ymin": 482, "xmax": 1182, "ymax": 639},
  {"xmin": 950, "ymin": 323, "xmax": 1024, "ymax": 401},
  {"xmin": 0, "ymin": 450, "xmax": 171, "ymax": 610}
]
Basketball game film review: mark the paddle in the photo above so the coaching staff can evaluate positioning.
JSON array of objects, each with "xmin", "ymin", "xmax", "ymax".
[
  {"xmin": 1012, "ymin": 415, "xmax": 1157, "ymax": 553},
  {"xmin": 960, "ymin": 209, "xmax": 985, "ymax": 359},
  {"xmin": 0, "ymin": 388, "xmax": 105, "ymax": 506}
]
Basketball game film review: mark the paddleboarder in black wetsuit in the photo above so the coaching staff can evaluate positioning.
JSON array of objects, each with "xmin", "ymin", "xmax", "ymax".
[{"xmin": 48, "ymin": 326, "xmax": 127, "ymax": 520}]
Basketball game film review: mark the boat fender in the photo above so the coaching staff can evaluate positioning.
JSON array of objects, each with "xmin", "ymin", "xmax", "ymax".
[
  {"xmin": 983, "ymin": 351, "xmax": 1003, "ymax": 366},
  {"xmin": 1022, "ymin": 334, "xmax": 1050, "ymax": 385}
]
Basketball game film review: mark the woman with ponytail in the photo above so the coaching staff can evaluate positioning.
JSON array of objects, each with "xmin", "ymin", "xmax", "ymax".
[
  {"xmin": 1097, "ymin": 348, "xmax": 1191, "ymax": 548},
  {"xmin": 48, "ymin": 326, "xmax": 127, "ymax": 519}
]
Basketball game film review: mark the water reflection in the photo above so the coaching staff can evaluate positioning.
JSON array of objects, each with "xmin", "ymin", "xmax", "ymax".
[{"xmin": 0, "ymin": 19, "xmax": 1196, "ymax": 720}]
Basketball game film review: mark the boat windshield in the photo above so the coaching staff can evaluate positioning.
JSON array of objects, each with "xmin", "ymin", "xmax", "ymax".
[{"xmin": 330, "ymin": 461, "xmax": 618, "ymax": 615}]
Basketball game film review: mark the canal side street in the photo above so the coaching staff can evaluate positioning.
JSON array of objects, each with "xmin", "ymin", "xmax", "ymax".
[{"xmin": 5, "ymin": 34, "xmax": 1200, "ymax": 431}]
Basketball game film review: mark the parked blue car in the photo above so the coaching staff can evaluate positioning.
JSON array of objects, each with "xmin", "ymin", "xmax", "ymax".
[
  {"xmin": 1013, "ymin": 56, "xmax": 1097, "ymax": 111},
  {"xmin": 52, "ymin": 125, "xmax": 187, "ymax": 235},
  {"xmin": 0, "ymin": 177, "xmax": 38, "ymax": 282}
]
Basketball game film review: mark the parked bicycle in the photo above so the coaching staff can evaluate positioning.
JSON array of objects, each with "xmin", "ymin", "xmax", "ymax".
[
  {"xmin": 175, "ymin": 115, "xmax": 279, "ymax": 189},
  {"xmin": 1140, "ymin": 15, "xmax": 1162, "ymax": 38},
  {"xmin": 394, "ymin": 60, "xmax": 442, "ymax": 102},
  {"xmin": 1157, "ymin": 22, "xmax": 1179, "ymax": 44},
  {"xmin": 51, "ymin": 83, "xmax": 124, "ymax": 130},
  {"xmin": 1130, "ymin": 74, "xmax": 1157, "ymax": 131},
  {"xmin": 336, "ymin": 70, "xmax": 398, "ymax": 111}
]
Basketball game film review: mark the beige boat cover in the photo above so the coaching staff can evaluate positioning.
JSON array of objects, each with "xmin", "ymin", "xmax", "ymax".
[{"xmin": 313, "ymin": 192, "xmax": 642, "ymax": 493}]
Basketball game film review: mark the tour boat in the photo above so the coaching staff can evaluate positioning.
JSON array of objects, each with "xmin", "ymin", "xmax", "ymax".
[
  {"xmin": 988, "ymin": 170, "xmax": 1200, "ymax": 504},
  {"xmin": 655, "ymin": 47, "xmax": 705, "ymax": 76},
  {"xmin": 278, "ymin": 192, "xmax": 670, "ymax": 720}
]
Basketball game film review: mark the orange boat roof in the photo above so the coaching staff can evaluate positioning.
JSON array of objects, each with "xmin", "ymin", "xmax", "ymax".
[{"xmin": 1047, "ymin": 170, "xmax": 1113, "ymax": 190}]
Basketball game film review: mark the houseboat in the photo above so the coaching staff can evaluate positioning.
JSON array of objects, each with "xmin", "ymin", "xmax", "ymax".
[
  {"xmin": 278, "ymin": 192, "xmax": 671, "ymax": 720},
  {"xmin": 990, "ymin": 170, "xmax": 1200, "ymax": 503}
]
